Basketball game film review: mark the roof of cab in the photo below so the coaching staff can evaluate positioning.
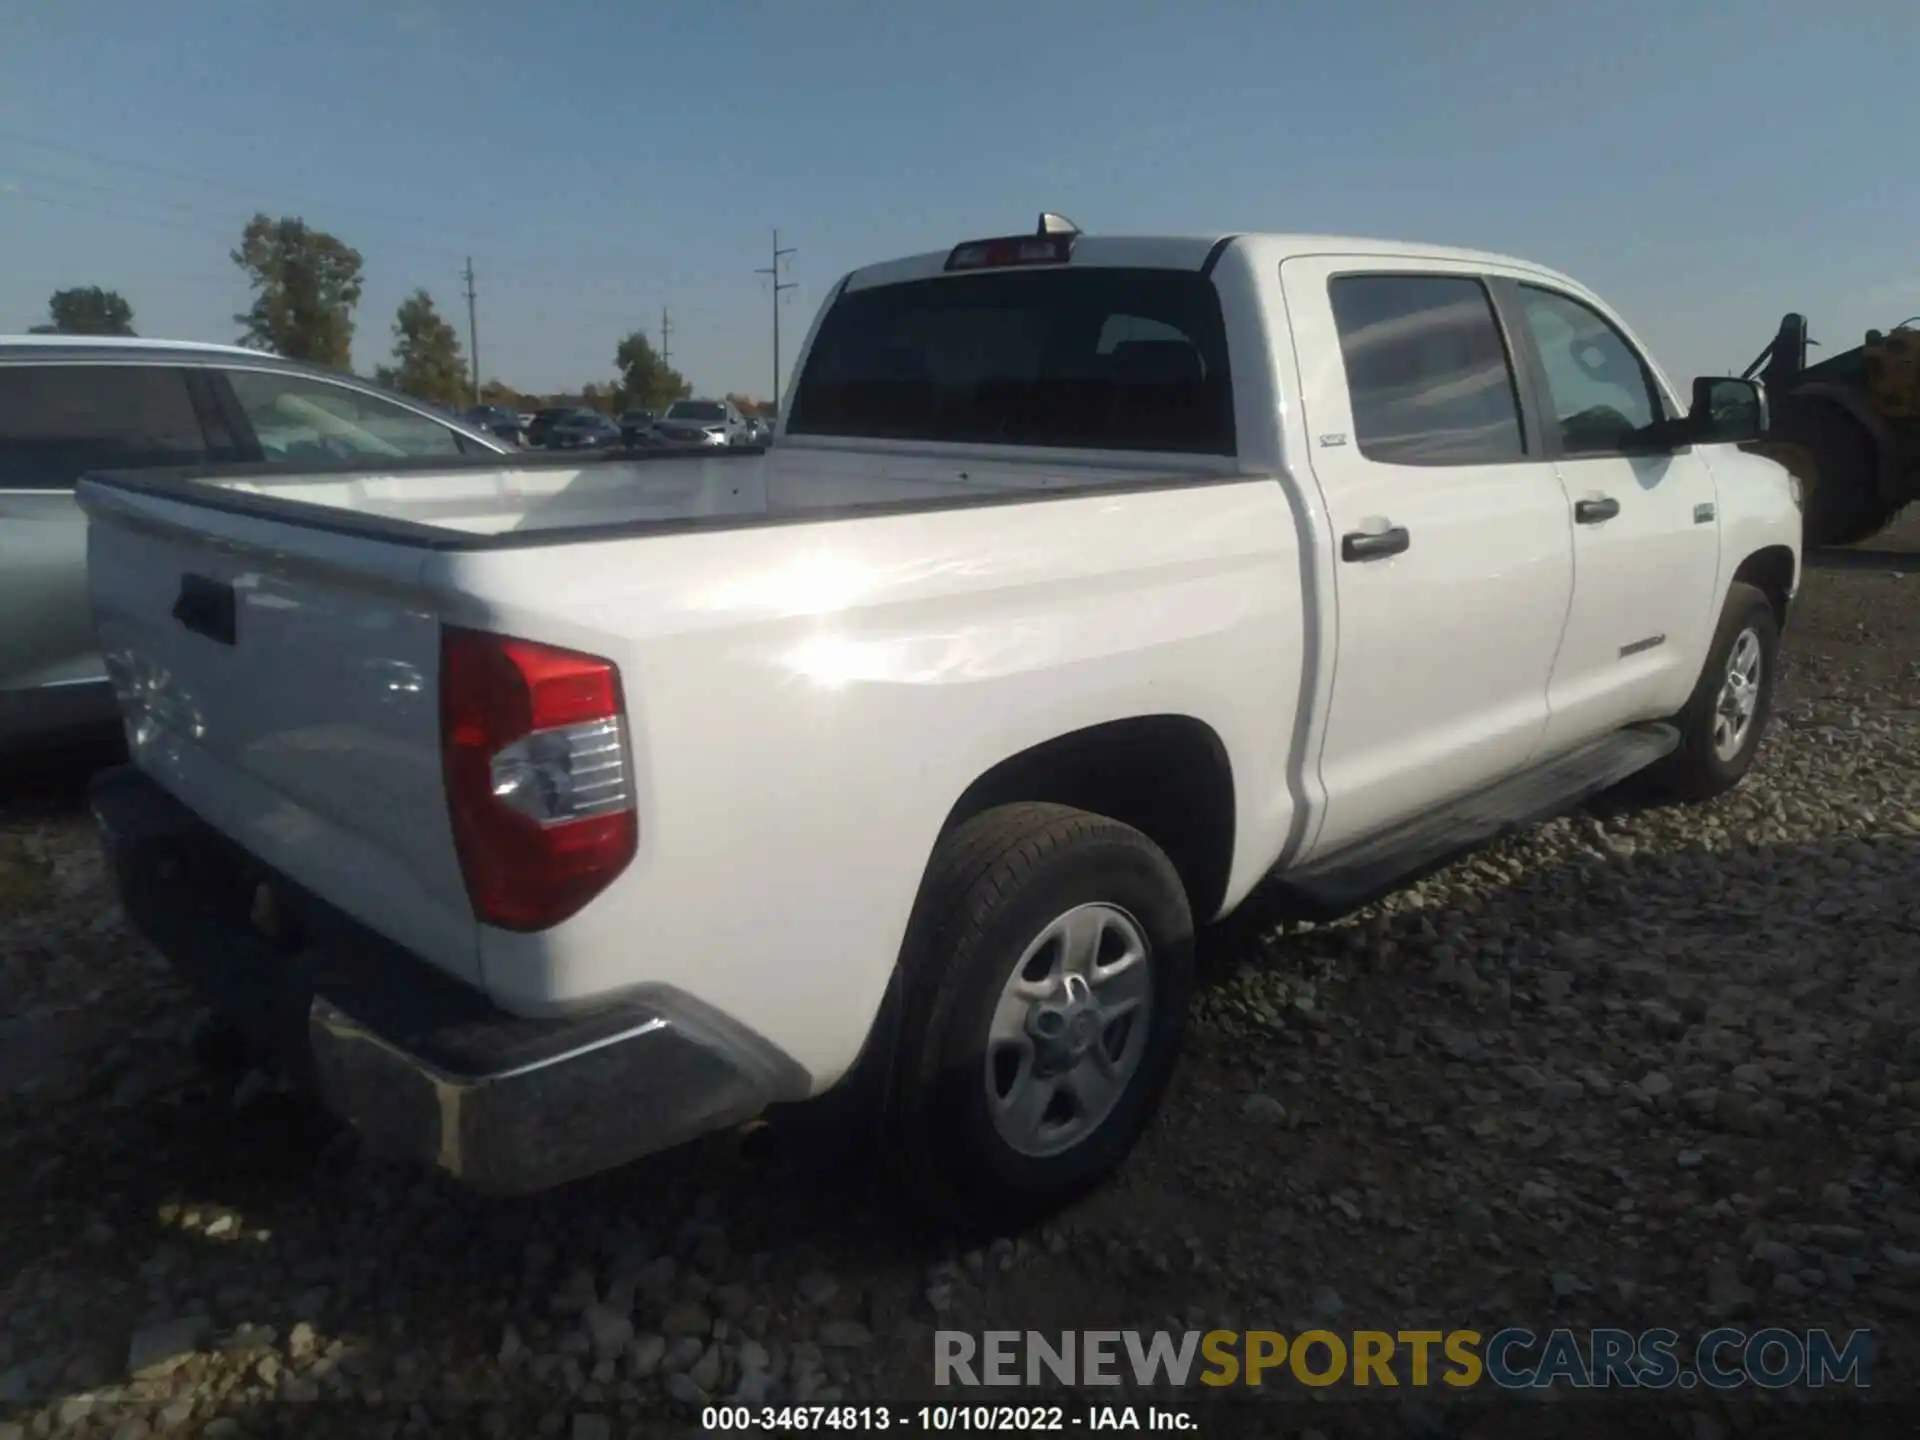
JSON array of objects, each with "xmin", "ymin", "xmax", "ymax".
[{"xmin": 841, "ymin": 231, "xmax": 1575, "ymax": 293}]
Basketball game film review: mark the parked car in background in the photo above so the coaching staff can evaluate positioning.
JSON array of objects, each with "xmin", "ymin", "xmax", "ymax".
[
  {"xmin": 655, "ymin": 397, "xmax": 752, "ymax": 447},
  {"xmin": 0, "ymin": 335, "xmax": 509, "ymax": 753},
  {"xmin": 463, "ymin": 404, "xmax": 524, "ymax": 446},
  {"xmin": 544, "ymin": 410, "xmax": 622, "ymax": 450},
  {"xmin": 617, "ymin": 409, "xmax": 658, "ymax": 447},
  {"xmin": 517, "ymin": 412, "xmax": 535, "ymax": 432},
  {"xmin": 524, "ymin": 407, "xmax": 578, "ymax": 448}
]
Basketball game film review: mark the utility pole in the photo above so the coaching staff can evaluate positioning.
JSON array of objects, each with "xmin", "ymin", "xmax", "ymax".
[
  {"xmin": 755, "ymin": 229, "xmax": 796, "ymax": 407},
  {"xmin": 462, "ymin": 256, "xmax": 480, "ymax": 405},
  {"xmin": 660, "ymin": 306, "xmax": 673, "ymax": 371}
]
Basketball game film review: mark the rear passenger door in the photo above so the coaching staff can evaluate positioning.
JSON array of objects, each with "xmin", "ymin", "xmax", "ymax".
[
  {"xmin": 1278, "ymin": 259, "xmax": 1574, "ymax": 856},
  {"xmin": 0, "ymin": 363, "xmax": 222, "ymax": 695}
]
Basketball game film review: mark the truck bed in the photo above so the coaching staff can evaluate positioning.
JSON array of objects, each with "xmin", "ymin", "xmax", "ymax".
[
  {"xmin": 83, "ymin": 444, "xmax": 1237, "ymax": 550},
  {"xmin": 74, "ymin": 442, "xmax": 1285, "ymax": 1037}
]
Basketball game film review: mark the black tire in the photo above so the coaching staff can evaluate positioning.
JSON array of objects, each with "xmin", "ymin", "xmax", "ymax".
[
  {"xmin": 884, "ymin": 802, "xmax": 1194, "ymax": 1233},
  {"xmin": 188, "ymin": 1011, "xmax": 255, "ymax": 1080},
  {"xmin": 1826, "ymin": 495, "xmax": 1906, "ymax": 549},
  {"xmin": 1769, "ymin": 400, "xmax": 1878, "ymax": 548},
  {"xmin": 1640, "ymin": 583, "xmax": 1780, "ymax": 803}
]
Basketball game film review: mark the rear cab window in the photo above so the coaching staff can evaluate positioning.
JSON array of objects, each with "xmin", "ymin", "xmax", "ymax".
[
  {"xmin": 0, "ymin": 364, "xmax": 214, "ymax": 489},
  {"xmin": 787, "ymin": 267, "xmax": 1236, "ymax": 455}
]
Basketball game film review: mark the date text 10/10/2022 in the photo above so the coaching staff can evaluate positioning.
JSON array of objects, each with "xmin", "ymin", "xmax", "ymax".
[{"xmin": 701, "ymin": 1404, "xmax": 1197, "ymax": 1431}]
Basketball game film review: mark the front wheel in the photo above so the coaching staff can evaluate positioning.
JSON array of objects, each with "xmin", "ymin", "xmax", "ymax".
[
  {"xmin": 885, "ymin": 803, "xmax": 1194, "ymax": 1232},
  {"xmin": 1640, "ymin": 582, "xmax": 1780, "ymax": 802}
]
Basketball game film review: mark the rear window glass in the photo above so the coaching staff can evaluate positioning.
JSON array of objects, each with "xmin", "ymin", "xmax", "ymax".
[
  {"xmin": 787, "ymin": 267, "xmax": 1235, "ymax": 454},
  {"xmin": 1327, "ymin": 274, "xmax": 1525, "ymax": 466},
  {"xmin": 0, "ymin": 364, "xmax": 211, "ymax": 489}
]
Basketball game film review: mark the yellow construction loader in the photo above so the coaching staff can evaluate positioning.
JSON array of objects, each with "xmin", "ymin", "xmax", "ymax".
[{"xmin": 1745, "ymin": 313, "xmax": 1920, "ymax": 546}]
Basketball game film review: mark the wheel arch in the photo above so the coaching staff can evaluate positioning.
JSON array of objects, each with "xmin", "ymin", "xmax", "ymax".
[
  {"xmin": 803, "ymin": 713, "xmax": 1240, "ymax": 1124},
  {"xmin": 1732, "ymin": 545, "xmax": 1797, "ymax": 631},
  {"xmin": 937, "ymin": 714, "xmax": 1238, "ymax": 925}
]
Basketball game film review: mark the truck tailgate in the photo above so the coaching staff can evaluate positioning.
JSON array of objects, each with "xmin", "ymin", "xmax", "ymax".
[{"xmin": 82, "ymin": 478, "xmax": 480, "ymax": 985}]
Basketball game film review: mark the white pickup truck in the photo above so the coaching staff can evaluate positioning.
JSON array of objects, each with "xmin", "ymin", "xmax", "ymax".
[{"xmin": 81, "ymin": 221, "xmax": 1801, "ymax": 1228}]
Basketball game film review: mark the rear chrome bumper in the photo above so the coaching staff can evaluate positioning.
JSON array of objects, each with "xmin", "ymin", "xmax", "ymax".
[{"xmin": 89, "ymin": 765, "xmax": 791, "ymax": 1194}]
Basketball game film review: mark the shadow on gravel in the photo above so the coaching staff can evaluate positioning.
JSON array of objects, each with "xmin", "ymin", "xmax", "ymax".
[
  {"xmin": 1805, "ymin": 547, "xmax": 1914, "ymax": 574},
  {"xmin": 1188, "ymin": 783, "xmax": 1669, "ymax": 990},
  {"xmin": 5, "ymin": 808, "xmax": 1918, "ymax": 1435},
  {"xmin": 0, "ymin": 726, "xmax": 124, "ymax": 814}
]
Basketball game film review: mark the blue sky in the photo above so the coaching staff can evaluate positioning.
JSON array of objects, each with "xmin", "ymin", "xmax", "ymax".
[{"xmin": 2, "ymin": 0, "xmax": 1914, "ymax": 402}]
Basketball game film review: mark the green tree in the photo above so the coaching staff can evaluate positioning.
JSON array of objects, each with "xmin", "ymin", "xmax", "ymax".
[
  {"xmin": 39, "ymin": 286, "xmax": 137, "ymax": 336},
  {"xmin": 373, "ymin": 289, "xmax": 469, "ymax": 406},
  {"xmin": 231, "ymin": 214, "xmax": 364, "ymax": 367},
  {"xmin": 613, "ymin": 330, "xmax": 691, "ymax": 412}
]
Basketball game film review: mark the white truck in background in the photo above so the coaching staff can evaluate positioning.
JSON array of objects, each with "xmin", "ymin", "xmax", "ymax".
[{"xmin": 81, "ymin": 219, "xmax": 1801, "ymax": 1229}]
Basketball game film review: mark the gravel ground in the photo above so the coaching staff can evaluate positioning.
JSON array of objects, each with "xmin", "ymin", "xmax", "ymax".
[{"xmin": 2, "ymin": 516, "xmax": 1917, "ymax": 1439}]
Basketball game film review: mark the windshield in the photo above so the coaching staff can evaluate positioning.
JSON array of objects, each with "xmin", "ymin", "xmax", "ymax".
[
  {"xmin": 667, "ymin": 401, "xmax": 725, "ymax": 422},
  {"xmin": 787, "ymin": 267, "xmax": 1235, "ymax": 454}
]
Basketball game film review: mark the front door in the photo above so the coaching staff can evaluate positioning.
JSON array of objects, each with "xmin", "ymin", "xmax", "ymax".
[
  {"xmin": 1280, "ymin": 259, "xmax": 1577, "ymax": 858},
  {"xmin": 1502, "ymin": 283, "xmax": 1723, "ymax": 754}
]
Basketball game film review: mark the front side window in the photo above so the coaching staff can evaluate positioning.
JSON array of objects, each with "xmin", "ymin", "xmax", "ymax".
[
  {"xmin": 0, "ymin": 364, "xmax": 210, "ymax": 489},
  {"xmin": 1514, "ymin": 286, "xmax": 1661, "ymax": 455},
  {"xmin": 1328, "ymin": 274, "xmax": 1526, "ymax": 466},
  {"xmin": 224, "ymin": 370, "xmax": 465, "ymax": 462}
]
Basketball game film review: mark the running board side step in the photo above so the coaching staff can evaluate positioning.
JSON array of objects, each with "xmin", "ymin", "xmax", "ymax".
[{"xmin": 1264, "ymin": 722, "xmax": 1680, "ymax": 923}]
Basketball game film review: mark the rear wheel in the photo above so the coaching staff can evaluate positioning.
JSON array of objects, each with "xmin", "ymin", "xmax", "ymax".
[
  {"xmin": 884, "ymin": 803, "xmax": 1194, "ymax": 1232},
  {"xmin": 188, "ymin": 1011, "xmax": 254, "ymax": 1080}
]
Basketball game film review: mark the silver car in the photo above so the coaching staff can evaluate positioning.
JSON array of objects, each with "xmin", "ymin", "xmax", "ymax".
[
  {"xmin": 0, "ymin": 336, "xmax": 509, "ymax": 753},
  {"xmin": 654, "ymin": 397, "xmax": 754, "ymax": 448}
]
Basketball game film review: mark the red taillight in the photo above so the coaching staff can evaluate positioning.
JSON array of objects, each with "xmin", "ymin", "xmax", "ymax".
[{"xmin": 440, "ymin": 625, "xmax": 637, "ymax": 932}]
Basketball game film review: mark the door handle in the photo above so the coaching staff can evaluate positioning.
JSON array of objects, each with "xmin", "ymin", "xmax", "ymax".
[
  {"xmin": 1574, "ymin": 497, "xmax": 1620, "ymax": 524},
  {"xmin": 1341, "ymin": 526, "xmax": 1411, "ymax": 562}
]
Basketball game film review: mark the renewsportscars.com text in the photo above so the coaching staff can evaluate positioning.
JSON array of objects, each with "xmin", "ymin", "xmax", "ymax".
[{"xmin": 935, "ymin": 1326, "xmax": 1873, "ymax": 1391}]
